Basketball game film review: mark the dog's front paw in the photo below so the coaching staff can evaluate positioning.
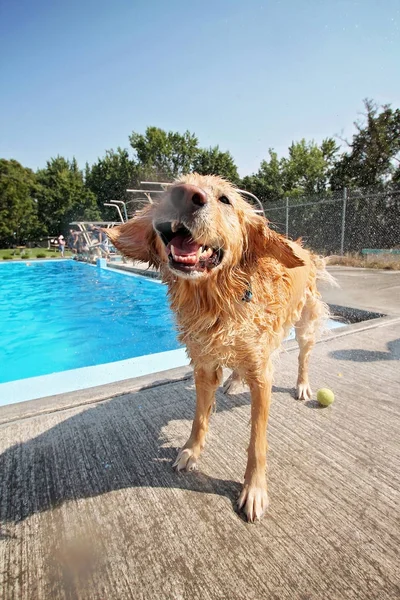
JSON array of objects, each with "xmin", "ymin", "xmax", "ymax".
[
  {"xmin": 238, "ymin": 480, "xmax": 269, "ymax": 522},
  {"xmin": 296, "ymin": 382, "xmax": 312, "ymax": 401},
  {"xmin": 173, "ymin": 447, "xmax": 200, "ymax": 472}
]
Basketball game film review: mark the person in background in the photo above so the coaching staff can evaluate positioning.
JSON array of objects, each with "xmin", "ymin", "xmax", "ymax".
[
  {"xmin": 58, "ymin": 235, "xmax": 66, "ymax": 257},
  {"xmin": 67, "ymin": 229, "xmax": 78, "ymax": 253}
]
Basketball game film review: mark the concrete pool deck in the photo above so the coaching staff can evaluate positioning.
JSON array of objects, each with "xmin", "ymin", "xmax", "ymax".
[
  {"xmin": 109, "ymin": 261, "xmax": 400, "ymax": 315},
  {"xmin": 0, "ymin": 268, "xmax": 399, "ymax": 599}
]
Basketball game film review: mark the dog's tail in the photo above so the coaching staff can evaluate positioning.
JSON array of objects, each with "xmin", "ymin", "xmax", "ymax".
[
  {"xmin": 306, "ymin": 255, "xmax": 339, "ymax": 336},
  {"xmin": 312, "ymin": 254, "xmax": 339, "ymax": 288}
]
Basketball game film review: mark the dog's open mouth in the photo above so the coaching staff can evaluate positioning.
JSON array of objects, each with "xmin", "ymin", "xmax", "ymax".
[{"xmin": 155, "ymin": 222, "xmax": 223, "ymax": 273}]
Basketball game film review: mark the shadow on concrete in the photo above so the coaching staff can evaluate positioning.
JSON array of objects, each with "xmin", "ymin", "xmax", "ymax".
[
  {"xmin": 329, "ymin": 338, "xmax": 400, "ymax": 362},
  {"xmin": 0, "ymin": 381, "xmax": 254, "ymax": 525},
  {"xmin": 272, "ymin": 385, "xmax": 297, "ymax": 398},
  {"xmin": 304, "ymin": 400, "xmax": 327, "ymax": 410}
]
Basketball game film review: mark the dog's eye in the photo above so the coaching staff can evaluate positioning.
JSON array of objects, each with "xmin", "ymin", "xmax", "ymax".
[{"xmin": 219, "ymin": 196, "xmax": 231, "ymax": 205}]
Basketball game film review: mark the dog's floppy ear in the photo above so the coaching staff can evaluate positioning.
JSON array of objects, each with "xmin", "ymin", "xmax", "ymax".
[
  {"xmin": 104, "ymin": 205, "xmax": 164, "ymax": 268},
  {"xmin": 245, "ymin": 213, "xmax": 304, "ymax": 269}
]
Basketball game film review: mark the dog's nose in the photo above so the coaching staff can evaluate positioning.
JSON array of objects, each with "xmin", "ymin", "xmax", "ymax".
[{"xmin": 170, "ymin": 184, "xmax": 207, "ymax": 208}]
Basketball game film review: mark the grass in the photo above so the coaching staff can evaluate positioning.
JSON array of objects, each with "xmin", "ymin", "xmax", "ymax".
[
  {"xmin": 0, "ymin": 248, "xmax": 72, "ymax": 260},
  {"xmin": 327, "ymin": 253, "xmax": 400, "ymax": 270}
]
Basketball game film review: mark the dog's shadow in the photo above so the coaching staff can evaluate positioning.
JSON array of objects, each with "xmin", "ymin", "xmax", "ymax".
[
  {"xmin": 0, "ymin": 379, "xmax": 255, "ymax": 525},
  {"xmin": 329, "ymin": 338, "xmax": 400, "ymax": 362},
  {"xmin": 272, "ymin": 385, "xmax": 296, "ymax": 397}
]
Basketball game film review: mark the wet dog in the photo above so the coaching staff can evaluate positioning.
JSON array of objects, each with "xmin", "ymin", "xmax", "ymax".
[{"xmin": 106, "ymin": 174, "xmax": 331, "ymax": 521}]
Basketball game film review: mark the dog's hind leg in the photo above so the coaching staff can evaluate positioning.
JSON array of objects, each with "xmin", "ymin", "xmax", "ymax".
[
  {"xmin": 173, "ymin": 364, "xmax": 222, "ymax": 472},
  {"xmin": 295, "ymin": 294, "xmax": 327, "ymax": 401}
]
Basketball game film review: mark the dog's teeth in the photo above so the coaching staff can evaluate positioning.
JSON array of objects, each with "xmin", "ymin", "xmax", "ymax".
[{"xmin": 171, "ymin": 221, "xmax": 179, "ymax": 233}]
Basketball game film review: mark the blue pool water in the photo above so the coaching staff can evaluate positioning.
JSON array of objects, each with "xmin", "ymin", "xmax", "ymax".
[
  {"xmin": 0, "ymin": 261, "xmax": 181, "ymax": 384},
  {"xmin": 0, "ymin": 260, "xmax": 345, "ymax": 391}
]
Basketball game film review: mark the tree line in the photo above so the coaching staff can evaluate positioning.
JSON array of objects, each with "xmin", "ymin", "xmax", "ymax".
[{"xmin": 1, "ymin": 99, "xmax": 399, "ymax": 247}]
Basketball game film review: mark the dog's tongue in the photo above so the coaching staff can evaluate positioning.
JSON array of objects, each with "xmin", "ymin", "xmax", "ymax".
[{"xmin": 167, "ymin": 234, "xmax": 201, "ymax": 255}]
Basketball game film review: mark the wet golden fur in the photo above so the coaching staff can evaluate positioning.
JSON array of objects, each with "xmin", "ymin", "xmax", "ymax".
[{"xmin": 107, "ymin": 174, "xmax": 330, "ymax": 521}]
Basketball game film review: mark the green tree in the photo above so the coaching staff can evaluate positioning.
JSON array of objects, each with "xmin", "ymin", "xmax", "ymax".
[
  {"xmin": 242, "ymin": 139, "xmax": 339, "ymax": 204},
  {"xmin": 0, "ymin": 159, "xmax": 43, "ymax": 246},
  {"xmin": 331, "ymin": 99, "xmax": 400, "ymax": 190},
  {"xmin": 393, "ymin": 165, "xmax": 400, "ymax": 189},
  {"xmin": 282, "ymin": 138, "xmax": 339, "ymax": 197},
  {"xmin": 85, "ymin": 148, "xmax": 137, "ymax": 219},
  {"xmin": 36, "ymin": 156, "xmax": 100, "ymax": 235},
  {"xmin": 129, "ymin": 126, "xmax": 198, "ymax": 179},
  {"xmin": 242, "ymin": 150, "xmax": 285, "ymax": 203},
  {"xmin": 192, "ymin": 145, "xmax": 240, "ymax": 183}
]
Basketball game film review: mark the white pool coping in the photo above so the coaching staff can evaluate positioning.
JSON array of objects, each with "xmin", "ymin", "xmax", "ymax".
[{"xmin": 0, "ymin": 349, "xmax": 190, "ymax": 407}]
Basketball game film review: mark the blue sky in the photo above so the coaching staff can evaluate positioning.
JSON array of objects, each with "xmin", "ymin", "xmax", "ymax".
[{"xmin": 0, "ymin": 0, "xmax": 399, "ymax": 176}]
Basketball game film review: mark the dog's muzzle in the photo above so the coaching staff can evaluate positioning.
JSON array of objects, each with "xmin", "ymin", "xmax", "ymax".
[{"xmin": 154, "ymin": 221, "xmax": 223, "ymax": 275}]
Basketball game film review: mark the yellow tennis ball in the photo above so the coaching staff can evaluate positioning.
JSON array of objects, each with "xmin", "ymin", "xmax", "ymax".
[{"xmin": 317, "ymin": 388, "xmax": 335, "ymax": 406}]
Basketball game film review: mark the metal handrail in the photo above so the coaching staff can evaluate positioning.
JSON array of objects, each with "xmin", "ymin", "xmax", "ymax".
[
  {"xmin": 236, "ymin": 189, "xmax": 265, "ymax": 216},
  {"xmin": 104, "ymin": 203, "xmax": 124, "ymax": 223},
  {"xmin": 69, "ymin": 221, "xmax": 119, "ymax": 226},
  {"xmin": 109, "ymin": 199, "xmax": 128, "ymax": 221}
]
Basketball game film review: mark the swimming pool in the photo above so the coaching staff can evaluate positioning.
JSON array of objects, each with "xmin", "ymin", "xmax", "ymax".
[
  {"xmin": 0, "ymin": 260, "xmax": 181, "ymax": 384},
  {"xmin": 0, "ymin": 260, "xmax": 345, "ymax": 406}
]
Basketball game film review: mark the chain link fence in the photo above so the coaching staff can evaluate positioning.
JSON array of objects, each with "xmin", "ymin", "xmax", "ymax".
[{"xmin": 263, "ymin": 187, "xmax": 400, "ymax": 255}]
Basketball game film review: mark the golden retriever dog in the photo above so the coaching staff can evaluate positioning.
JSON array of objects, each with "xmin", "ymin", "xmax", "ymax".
[{"xmin": 106, "ymin": 174, "xmax": 330, "ymax": 522}]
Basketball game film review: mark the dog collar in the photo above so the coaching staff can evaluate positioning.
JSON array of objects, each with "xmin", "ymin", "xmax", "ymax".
[{"xmin": 242, "ymin": 281, "xmax": 253, "ymax": 303}]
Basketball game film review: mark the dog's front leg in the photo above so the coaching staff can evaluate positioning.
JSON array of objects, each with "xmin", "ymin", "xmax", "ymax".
[
  {"xmin": 173, "ymin": 364, "xmax": 222, "ymax": 472},
  {"xmin": 238, "ymin": 360, "xmax": 272, "ymax": 522}
]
